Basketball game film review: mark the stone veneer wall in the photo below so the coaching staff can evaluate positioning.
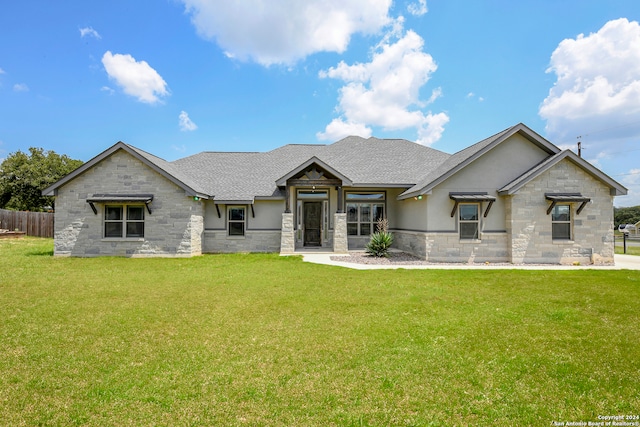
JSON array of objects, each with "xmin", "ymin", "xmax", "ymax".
[
  {"xmin": 280, "ymin": 213, "xmax": 295, "ymax": 254},
  {"xmin": 394, "ymin": 230, "xmax": 509, "ymax": 263},
  {"xmin": 392, "ymin": 230, "xmax": 427, "ymax": 259},
  {"xmin": 333, "ymin": 213, "xmax": 348, "ymax": 253},
  {"xmin": 204, "ymin": 230, "xmax": 282, "ymax": 253},
  {"xmin": 506, "ymin": 159, "xmax": 615, "ymax": 265},
  {"xmin": 53, "ymin": 150, "xmax": 204, "ymax": 257}
]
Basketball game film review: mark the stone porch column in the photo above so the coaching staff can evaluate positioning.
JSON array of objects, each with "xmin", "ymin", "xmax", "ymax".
[
  {"xmin": 333, "ymin": 212, "xmax": 348, "ymax": 254},
  {"xmin": 280, "ymin": 212, "xmax": 295, "ymax": 254}
]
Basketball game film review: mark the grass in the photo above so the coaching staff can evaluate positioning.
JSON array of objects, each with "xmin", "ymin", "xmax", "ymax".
[
  {"xmin": 614, "ymin": 232, "xmax": 640, "ymax": 255},
  {"xmin": 616, "ymin": 245, "xmax": 640, "ymax": 255},
  {"xmin": 1, "ymin": 238, "xmax": 639, "ymax": 426}
]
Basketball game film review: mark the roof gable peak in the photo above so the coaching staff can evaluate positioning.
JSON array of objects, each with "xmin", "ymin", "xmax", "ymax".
[
  {"xmin": 42, "ymin": 141, "xmax": 206, "ymax": 198},
  {"xmin": 498, "ymin": 149, "xmax": 627, "ymax": 196},
  {"xmin": 275, "ymin": 156, "xmax": 352, "ymax": 186}
]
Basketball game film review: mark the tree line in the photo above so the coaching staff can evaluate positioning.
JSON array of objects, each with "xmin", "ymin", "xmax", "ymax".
[
  {"xmin": 2, "ymin": 147, "xmax": 640, "ymax": 226},
  {"xmin": 615, "ymin": 205, "xmax": 640, "ymax": 228},
  {"xmin": 0, "ymin": 148, "xmax": 83, "ymax": 212}
]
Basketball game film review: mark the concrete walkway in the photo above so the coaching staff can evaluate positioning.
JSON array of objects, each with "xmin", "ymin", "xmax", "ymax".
[{"xmin": 297, "ymin": 252, "xmax": 640, "ymax": 270}]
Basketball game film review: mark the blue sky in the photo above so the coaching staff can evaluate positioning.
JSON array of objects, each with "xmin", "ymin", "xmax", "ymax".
[{"xmin": 1, "ymin": 0, "xmax": 640, "ymax": 206}]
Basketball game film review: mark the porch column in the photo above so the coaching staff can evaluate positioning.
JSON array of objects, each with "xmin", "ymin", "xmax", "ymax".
[
  {"xmin": 284, "ymin": 185, "xmax": 291, "ymax": 213},
  {"xmin": 333, "ymin": 212, "xmax": 348, "ymax": 254},
  {"xmin": 336, "ymin": 185, "xmax": 343, "ymax": 213},
  {"xmin": 280, "ymin": 212, "xmax": 295, "ymax": 254}
]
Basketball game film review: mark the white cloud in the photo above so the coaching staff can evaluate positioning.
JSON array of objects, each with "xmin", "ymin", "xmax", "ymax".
[
  {"xmin": 100, "ymin": 86, "xmax": 114, "ymax": 95},
  {"xmin": 426, "ymin": 87, "xmax": 442, "ymax": 104},
  {"xmin": 180, "ymin": 0, "xmax": 392, "ymax": 66},
  {"xmin": 317, "ymin": 28, "xmax": 449, "ymax": 145},
  {"xmin": 540, "ymin": 18, "xmax": 640, "ymax": 150},
  {"xmin": 79, "ymin": 27, "xmax": 101, "ymax": 39},
  {"xmin": 618, "ymin": 169, "xmax": 640, "ymax": 207},
  {"xmin": 316, "ymin": 118, "xmax": 372, "ymax": 141},
  {"xmin": 0, "ymin": 68, "xmax": 5, "ymax": 74},
  {"xmin": 407, "ymin": 0, "xmax": 428, "ymax": 16},
  {"xmin": 179, "ymin": 111, "xmax": 198, "ymax": 131},
  {"xmin": 101, "ymin": 51, "xmax": 169, "ymax": 104},
  {"xmin": 466, "ymin": 92, "xmax": 484, "ymax": 102},
  {"xmin": 13, "ymin": 83, "xmax": 29, "ymax": 92}
]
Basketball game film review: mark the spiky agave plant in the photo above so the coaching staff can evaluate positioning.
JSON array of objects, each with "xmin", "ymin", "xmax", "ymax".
[{"xmin": 365, "ymin": 218, "xmax": 393, "ymax": 257}]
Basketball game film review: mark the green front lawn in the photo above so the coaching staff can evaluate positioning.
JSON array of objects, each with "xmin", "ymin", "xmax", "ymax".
[
  {"xmin": 616, "ymin": 245, "xmax": 640, "ymax": 255},
  {"xmin": 1, "ymin": 238, "xmax": 639, "ymax": 426}
]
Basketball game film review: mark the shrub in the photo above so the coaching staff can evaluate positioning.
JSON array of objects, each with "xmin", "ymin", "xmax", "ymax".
[{"xmin": 365, "ymin": 218, "xmax": 393, "ymax": 257}]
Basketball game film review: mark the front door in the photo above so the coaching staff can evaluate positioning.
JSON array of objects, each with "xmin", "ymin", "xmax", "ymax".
[{"xmin": 304, "ymin": 202, "xmax": 322, "ymax": 246}]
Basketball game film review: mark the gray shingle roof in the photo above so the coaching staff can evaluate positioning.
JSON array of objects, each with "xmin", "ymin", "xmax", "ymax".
[
  {"xmin": 46, "ymin": 123, "xmax": 626, "ymax": 203},
  {"xmin": 125, "ymin": 144, "xmax": 205, "ymax": 196},
  {"xmin": 171, "ymin": 136, "xmax": 450, "ymax": 201}
]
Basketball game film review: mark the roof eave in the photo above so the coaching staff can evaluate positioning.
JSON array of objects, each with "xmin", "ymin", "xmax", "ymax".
[
  {"xmin": 400, "ymin": 123, "xmax": 563, "ymax": 200},
  {"xmin": 498, "ymin": 150, "xmax": 628, "ymax": 196},
  {"xmin": 42, "ymin": 142, "xmax": 208, "ymax": 198},
  {"xmin": 213, "ymin": 199, "xmax": 255, "ymax": 205}
]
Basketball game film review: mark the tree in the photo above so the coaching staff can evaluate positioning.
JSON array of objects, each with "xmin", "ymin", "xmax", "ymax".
[
  {"xmin": 614, "ymin": 205, "xmax": 640, "ymax": 228},
  {"xmin": 0, "ymin": 147, "xmax": 83, "ymax": 211}
]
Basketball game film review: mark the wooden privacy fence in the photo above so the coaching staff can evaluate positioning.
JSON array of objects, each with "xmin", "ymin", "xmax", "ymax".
[{"xmin": 0, "ymin": 209, "xmax": 54, "ymax": 238}]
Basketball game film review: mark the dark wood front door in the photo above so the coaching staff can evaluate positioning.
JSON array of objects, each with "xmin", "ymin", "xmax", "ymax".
[{"xmin": 304, "ymin": 202, "xmax": 322, "ymax": 246}]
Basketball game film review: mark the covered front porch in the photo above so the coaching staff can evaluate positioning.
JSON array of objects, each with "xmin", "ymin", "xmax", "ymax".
[
  {"xmin": 276, "ymin": 157, "xmax": 351, "ymax": 254},
  {"xmin": 278, "ymin": 188, "xmax": 349, "ymax": 254}
]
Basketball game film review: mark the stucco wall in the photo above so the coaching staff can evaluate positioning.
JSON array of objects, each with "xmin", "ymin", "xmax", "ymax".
[
  {"xmin": 507, "ymin": 159, "xmax": 615, "ymax": 265},
  {"xmin": 203, "ymin": 200, "xmax": 284, "ymax": 253},
  {"xmin": 392, "ymin": 134, "xmax": 553, "ymax": 262},
  {"xmin": 53, "ymin": 149, "xmax": 204, "ymax": 257},
  {"xmin": 393, "ymin": 136, "xmax": 616, "ymax": 265},
  {"xmin": 394, "ymin": 195, "xmax": 427, "ymax": 232},
  {"xmin": 426, "ymin": 134, "xmax": 551, "ymax": 232}
]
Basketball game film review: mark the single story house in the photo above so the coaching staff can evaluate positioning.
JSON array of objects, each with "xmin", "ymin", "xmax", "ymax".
[{"xmin": 43, "ymin": 123, "xmax": 627, "ymax": 264}]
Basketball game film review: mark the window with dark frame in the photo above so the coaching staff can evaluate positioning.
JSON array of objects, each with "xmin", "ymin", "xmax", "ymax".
[
  {"xmin": 346, "ymin": 192, "xmax": 385, "ymax": 236},
  {"xmin": 459, "ymin": 203, "xmax": 479, "ymax": 240},
  {"xmin": 551, "ymin": 204, "xmax": 571, "ymax": 240},
  {"xmin": 104, "ymin": 205, "xmax": 145, "ymax": 238},
  {"xmin": 228, "ymin": 206, "xmax": 246, "ymax": 236}
]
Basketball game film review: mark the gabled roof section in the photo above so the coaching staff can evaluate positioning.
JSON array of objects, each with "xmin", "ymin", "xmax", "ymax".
[
  {"xmin": 42, "ymin": 142, "xmax": 207, "ymax": 198},
  {"xmin": 320, "ymin": 136, "xmax": 449, "ymax": 186},
  {"xmin": 398, "ymin": 123, "xmax": 561, "ymax": 200},
  {"xmin": 275, "ymin": 156, "xmax": 353, "ymax": 186},
  {"xmin": 498, "ymin": 150, "xmax": 627, "ymax": 196},
  {"xmin": 172, "ymin": 136, "xmax": 450, "ymax": 202}
]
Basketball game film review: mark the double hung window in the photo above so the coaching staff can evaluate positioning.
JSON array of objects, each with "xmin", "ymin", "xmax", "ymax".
[
  {"xmin": 551, "ymin": 204, "xmax": 571, "ymax": 240},
  {"xmin": 228, "ymin": 206, "xmax": 246, "ymax": 236},
  {"xmin": 104, "ymin": 205, "xmax": 145, "ymax": 238},
  {"xmin": 459, "ymin": 203, "xmax": 479, "ymax": 240},
  {"xmin": 346, "ymin": 192, "xmax": 385, "ymax": 236}
]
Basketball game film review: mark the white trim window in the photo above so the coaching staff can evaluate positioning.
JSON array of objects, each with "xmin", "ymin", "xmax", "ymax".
[
  {"xmin": 346, "ymin": 192, "xmax": 385, "ymax": 236},
  {"xmin": 228, "ymin": 206, "xmax": 246, "ymax": 236},
  {"xmin": 104, "ymin": 205, "xmax": 145, "ymax": 238},
  {"xmin": 551, "ymin": 204, "xmax": 571, "ymax": 240},
  {"xmin": 459, "ymin": 203, "xmax": 479, "ymax": 240}
]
